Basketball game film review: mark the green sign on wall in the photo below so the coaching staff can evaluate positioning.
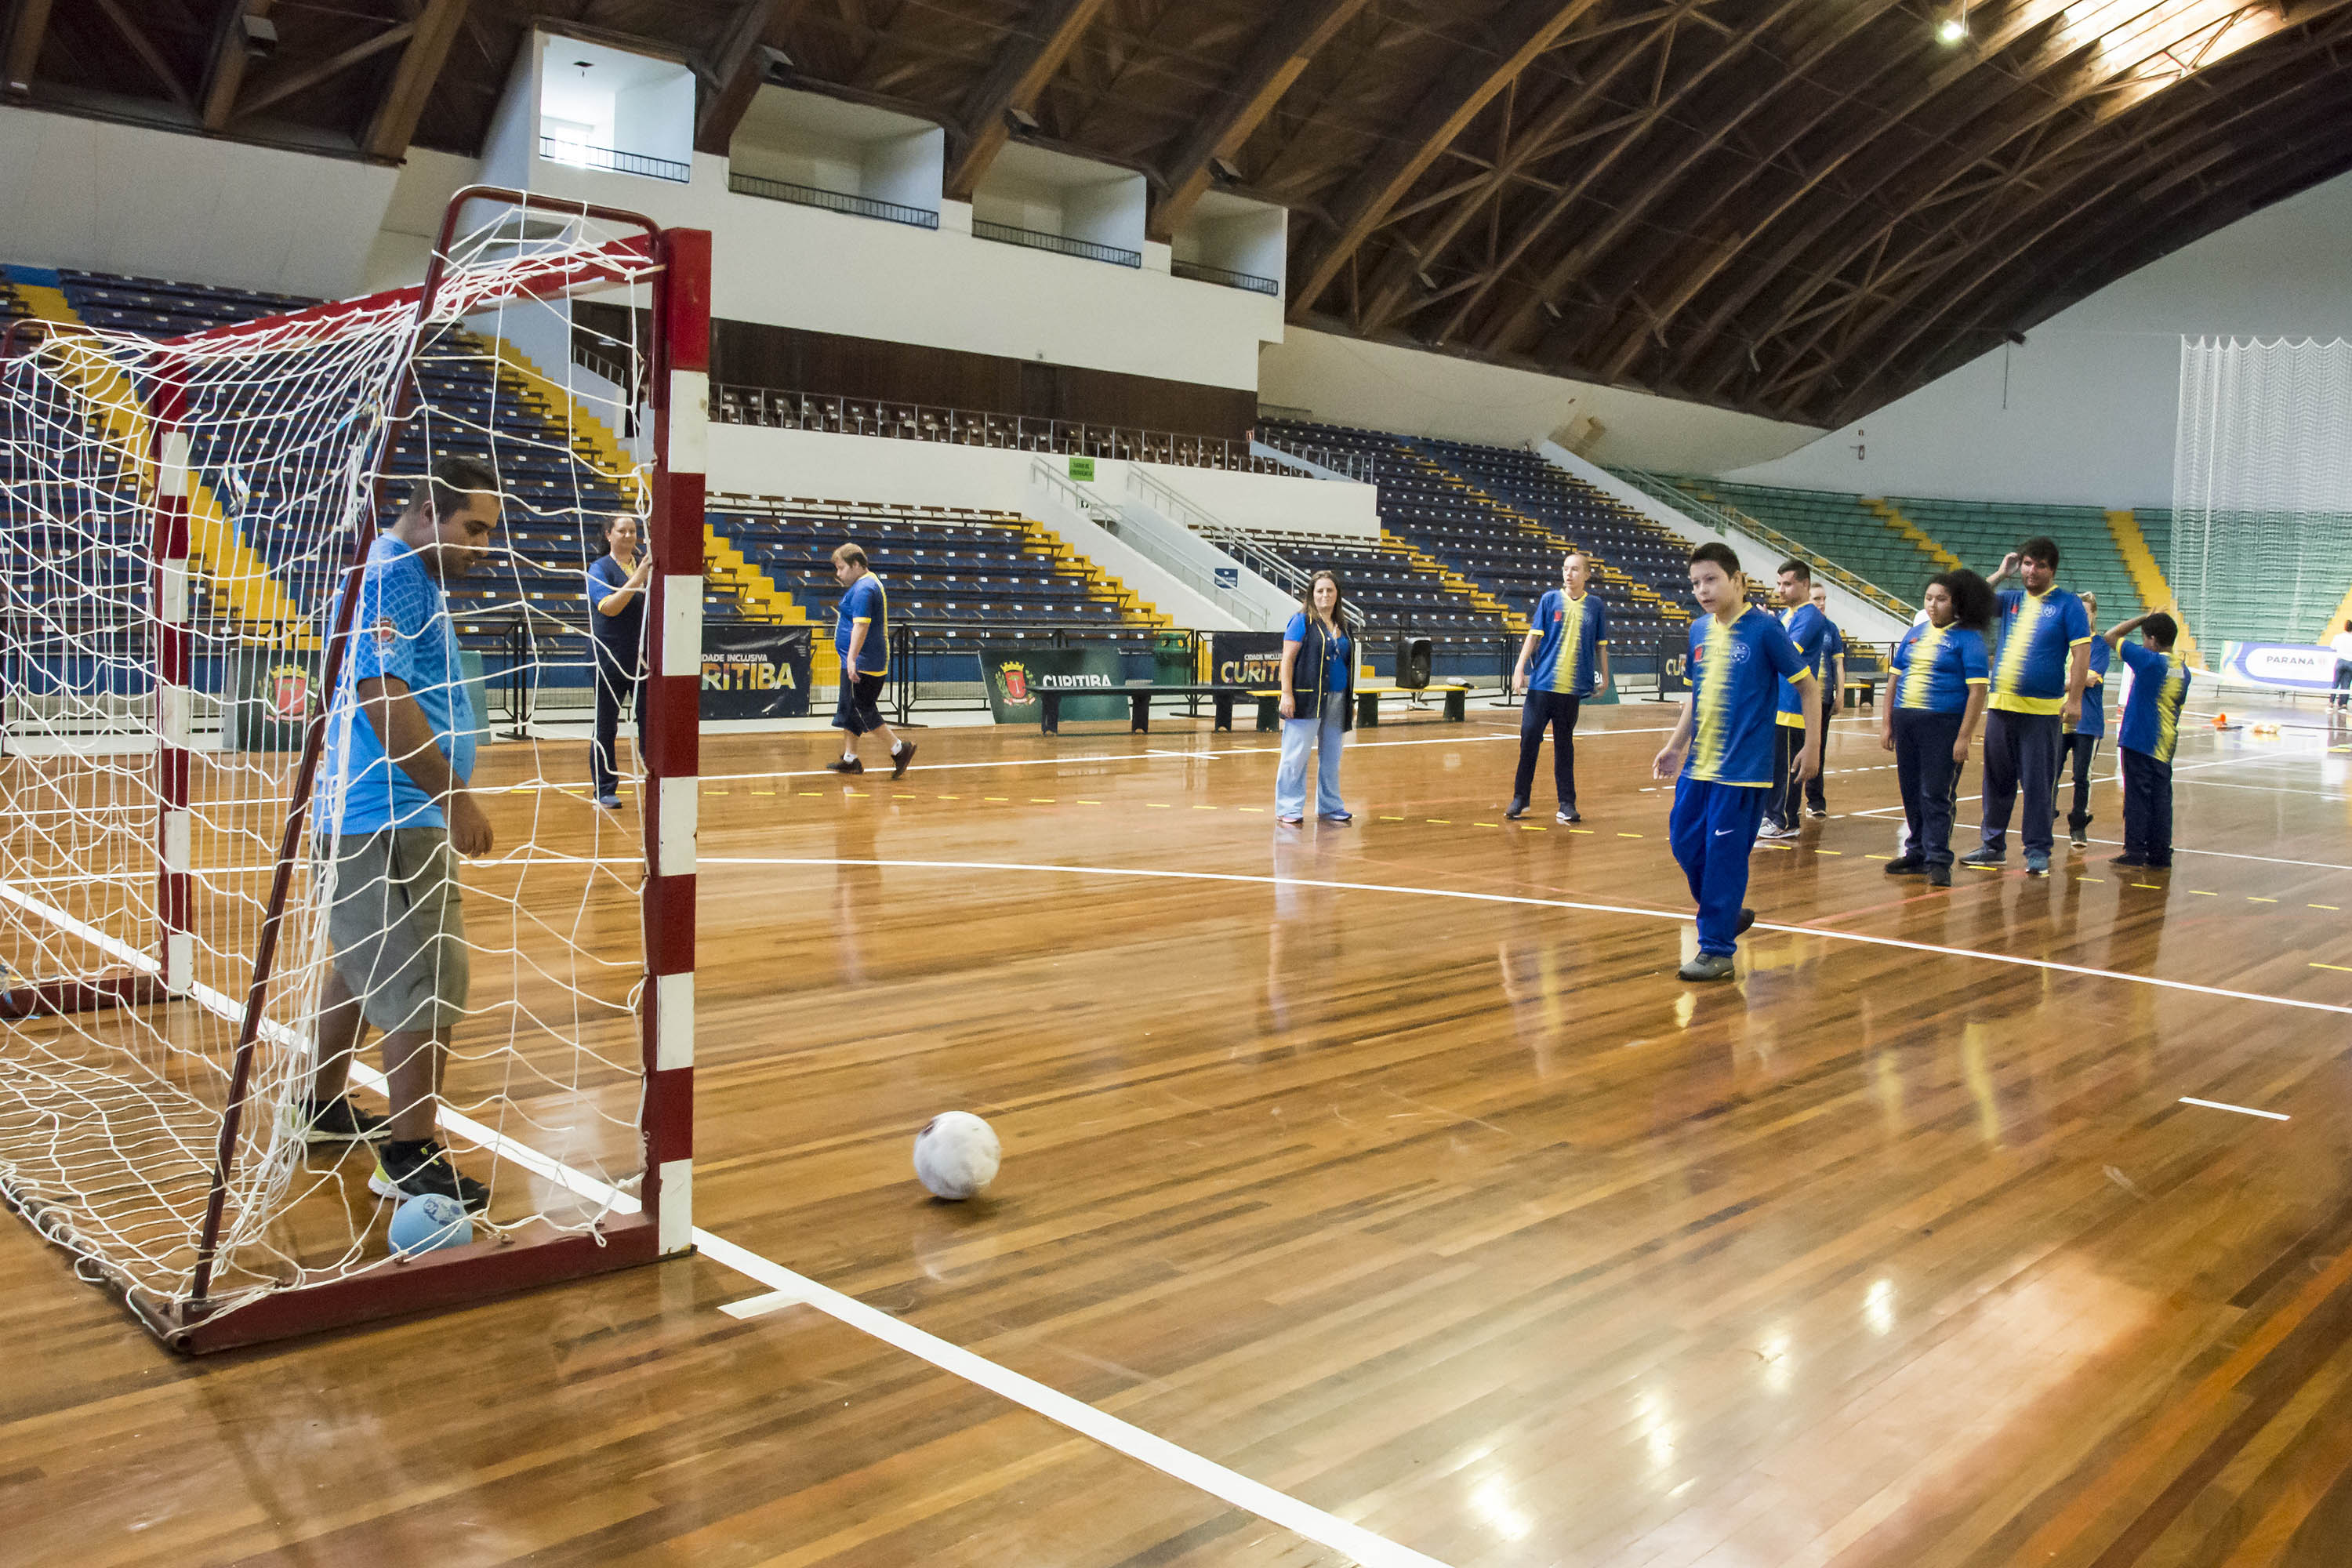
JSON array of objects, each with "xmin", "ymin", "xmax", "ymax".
[{"xmin": 1068, "ymin": 456, "xmax": 1097, "ymax": 482}]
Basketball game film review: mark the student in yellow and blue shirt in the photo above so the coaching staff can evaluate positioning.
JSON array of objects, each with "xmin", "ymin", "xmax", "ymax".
[
  {"xmin": 1506, "ymin": 551, "xmax": 1610, "ymax": 824},
  {"xmin": 2104, "ymin": 610, "xmax": 2192, "ymax": 869},
  {"xmin": 1761, "ymin": 559, "xmax": 1831, "ymax": 840},
  {"xmin": 1879, "ymin": 570, "xmax": 1993, "ymax": 885},
  {"xmin": 1651, "ymin": 543, "xmax": 1819, "ymax": 983},
  {"xmin": 1961, "ymin": 535, "xmax": 2092, "ymax": 877},
  {"xmin": 2051, "ymin": 590, "xmax": 2109, "ymax": 849},
  {"xmin": 1803, "ymin": 581, "xmax": 1846, "ymax": 818}
]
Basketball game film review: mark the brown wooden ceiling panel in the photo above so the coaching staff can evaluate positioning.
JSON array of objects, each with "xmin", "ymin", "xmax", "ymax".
[{"xmin": 15, "ymin": 0, "xmax": 2350, "ymax": 428}]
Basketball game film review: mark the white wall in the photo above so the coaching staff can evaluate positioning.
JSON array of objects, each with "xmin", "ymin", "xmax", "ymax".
[
  {"xmin": 522, "ymin": 153, "xmax": 1279, "ymax": 389},
  {"xmin": 1731, "ymin": 168, "xmax": 2352, "ymax": 509},
  {"xmin": 361, "ymin": 147, "xmax": 486, "ymax": 292},
  {"xmin": 0, "ymin": 103, "xmax": 400, "ymax": 297},
  {"xmin": 1258, "ymin": 326, "xmax": 1820, "ymax": 474},
  {"xmin": 706, "ymin": 426, "xmax": 1379, "ymax": 538}
]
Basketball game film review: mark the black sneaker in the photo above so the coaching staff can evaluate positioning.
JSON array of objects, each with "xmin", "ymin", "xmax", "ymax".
[
  {"xmin": 1557, "ymin": 806, "xmax": 1581, "ymax": 824},
  {"xmin": 2069, "ymin": 828, "xmax": 2089, "ymax": 848},
  {"xmin": 2109, "ymin": 852, "xmax": 2148, "ymax": 868},
  {"xmin": 1927, "ymin": 863, "xmax": 1951, "ymax": 887},
  {"xmin": 289, "ymin": 1095, "xmax": 390, "ymax": 1145},
  {"xmin": 1958, "ymin": 848, "xmax": 2005, "ymax": 868},
  {"xmin": 1504, "ymin": 797, "xmax": 1529, "ymax": 821},
  {"xmin": 1885, "ymin": 856, "xmax": 1926, "ymax": 876},
  {"xmin": 368, "ymin": 1140, "xmax": 490, "ymax": 1214},
  {"xmin": 891, "ymin": 742, "xmax": 917, "ymax": 779},
  {"xmin": 1804, "ymin": 806, "xmax": 1828, "ymax": 819},
  {"xmin": 826, "ymin": 755, "xmax": 864, "ymax": 775}
]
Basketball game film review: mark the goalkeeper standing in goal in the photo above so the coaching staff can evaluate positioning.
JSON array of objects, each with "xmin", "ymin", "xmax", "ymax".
[{"xmin": 300, "ymin": 456, "xmax": 503, "ymax": 1214}]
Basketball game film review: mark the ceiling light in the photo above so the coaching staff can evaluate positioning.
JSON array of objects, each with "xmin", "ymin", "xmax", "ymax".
[{"xmin": 1937, "ymin": 16, "xmax": 1967, "ymax": 44}]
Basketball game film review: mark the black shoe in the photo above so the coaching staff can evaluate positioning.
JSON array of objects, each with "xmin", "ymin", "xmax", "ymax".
[
  {"xmin": 368, "ymin": 1140, "xmax": 490, "ymax": 1214},
  {"xmin": 1678, "ymin": 952, "xmax": 1736, "ymax": 982},
  {"xmin": 1558, "ymin": 806, "xmax": 1581, "ymax": 824},
  {"xmin": 1884, "ymin": 856, "xmax": 1926, "ymax": 876},
  {"xmin": 826, "ymin": 755, "xmax": 864, "ymax": 775},
  {"xmin": 2069, "ymin": 827, "xmax": 2089, "ymax": 849},
  {"xmin": 1504, "ymin": 797, "xmax": 1528, "ymax": 820},
  {"xmin": 1958, "ymin": 848, "xmax": 2005, "ymax": 867},
  {"xmin": 1927, "ymin": 863, "xmax": 1951, "ymax": 887},
  {"xmin": 1804, "ymin": 806, "xmax": 1828, "ymax": 819},
  {"xmin": 287, "ymin": 1095, "xmax": 390, "ymax": 1145},
  {"xmin": 2109, "ymin": 853, "xmax": 2148, "ymax": 867},
  {"xmin": 891, "ymin": 742, "xmax": 916, "ymax": 779},
  {"xmin": 1736, "ymin": 907, "xmax": 1755, "ymax": 935}
]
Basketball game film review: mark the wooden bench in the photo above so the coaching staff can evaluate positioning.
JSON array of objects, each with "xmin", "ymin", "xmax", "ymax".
[
  {"xmin": 1251, "ymin": 684, "xmax": 1471, "ymax": 730},
  {"xmin": 1037, "ymin": 683, "xmax": 1251, "ymax": 735}
]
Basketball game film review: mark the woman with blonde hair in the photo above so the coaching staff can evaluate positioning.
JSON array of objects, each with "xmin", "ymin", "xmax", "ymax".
[{"xmin": 1276, "ymin": 570, "xmax": 1353, "ymax": 826}]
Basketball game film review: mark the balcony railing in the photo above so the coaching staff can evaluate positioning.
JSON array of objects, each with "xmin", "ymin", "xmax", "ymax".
[
  {"xmin": 538, "ymin": 137, "xmax": 691, "ymax": 183},
  {"xmin": 971, "ymin": 220, "xmax": 1142, "ymax": 269},
  {"xmin": 713, "ymin": 385, "xmax": 1338, "ymax": 477},
  {"xmin": 1171, "ymin": 260, "xmax": 1280, "ymax": 296},
  {"xmin": 728, "ymin": 172, "xmax": 940, "ymax": 230}
]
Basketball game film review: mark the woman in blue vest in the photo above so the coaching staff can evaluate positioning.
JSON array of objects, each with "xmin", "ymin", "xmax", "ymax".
[
  {"xmin": 1276, "ymin": 571, "xmax": 1354, "ymax": 826},
  {"xmin": 586, "ymin": 514, "xmax": 651, "ymax": 809}
]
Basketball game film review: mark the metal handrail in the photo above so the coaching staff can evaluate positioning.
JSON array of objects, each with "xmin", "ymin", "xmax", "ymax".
[
  {"xmin": 1171, "ymin": 259, "xmax": 1279, "ymax": 296},
  {"xmin": 1614, "ymin": 466, "xmax": 1915, "ymax": 617},
  {"xmin": 711, "ymin": 384, "xmax": 1324, "ymax": 477},
  {"xmin": 536, "ymin": 137, "xmax": 690, "ymax": 183},
  {"xmin": 971, "ymin": 220, "xmax": 1142, "ymax": 268},
  {"xmin": 1251, "ymin": 434, "xmax": 1377, "ymax": 484},
  {"xmin": 727, "ymin": 172, "xmax": 939, "ymax": 230}
]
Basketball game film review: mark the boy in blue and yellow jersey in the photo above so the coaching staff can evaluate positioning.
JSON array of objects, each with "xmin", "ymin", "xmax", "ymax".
[
  {"xmin": 1761, "ymin": 560, "xmax": 1831, "ymax": 840},
  {"xmin": 1803, "ymin": 581, "xmax": 1846, "ymax": 818},
  {"xmin": 2050, "ymin": 590, "xmax": 2109, "ymax": 849},
  {"xmin": 2105, "ymin": 610, "xmax": 2191, "ymax": 869},
  {"xmin": 1507, "ymin": 552, "xmax": 1610, "ymax": 823},
  {"xmin": 827, "ymin": 543, "xmax": 914, "ymax": 778},
  {"xmin": 1880, "ymin": 571, "xmax": 1991, "ymax": 885},
  {"xmin": 1653, "ymin": 543, "xmax": 1819, "ymax": 982},
  {"xmin": 1961, "ymin": 536, "xmax": 2092, "ymax": 877}
]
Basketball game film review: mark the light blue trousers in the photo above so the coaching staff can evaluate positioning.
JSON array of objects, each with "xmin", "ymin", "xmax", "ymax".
[{"xmin": 1276, "ymin": 694, "xmax": 1347, "ymax": 819}]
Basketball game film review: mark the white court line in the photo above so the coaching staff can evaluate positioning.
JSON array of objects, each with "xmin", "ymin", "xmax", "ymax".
[
  {"xmin": 702, "ymin": 855, "xmax": 2352, "ymax": 1019},
  {"xmin": 2179, "ymin": 1096, "xmax": 2291, "ymax": 1122},
  {"xmin": 0, "ymin": 881, "xmax": 1446, "ymax": 1566}
]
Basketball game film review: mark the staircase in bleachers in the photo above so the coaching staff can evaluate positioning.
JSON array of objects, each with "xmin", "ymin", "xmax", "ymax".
[
  {"xmin": 706, "ymin": 496, "xmax": 1169, "ymax": 655},
  {"xmin": 1885, "ymin": 495, "xmax": 2149, "ymax": 618},
  {"xmin": 1259, "ymin": 419, "xmax": 1697, "ymax": 650}
]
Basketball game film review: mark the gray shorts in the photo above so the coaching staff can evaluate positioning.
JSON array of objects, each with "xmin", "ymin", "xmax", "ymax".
[{"xmin": 321, "ymin": 829, "xmax": 469, "ymax": 1035}]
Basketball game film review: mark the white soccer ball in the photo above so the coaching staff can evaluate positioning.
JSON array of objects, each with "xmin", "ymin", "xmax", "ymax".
[{"xmin": 913, "ymin": 1111, "xmax": 1000, "ymax": 1201}]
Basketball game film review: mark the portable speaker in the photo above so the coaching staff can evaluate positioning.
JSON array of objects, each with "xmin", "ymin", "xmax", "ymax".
[{"xmin": 1394, "ymin": 636, "xmax": 1432, "ymax": 690}]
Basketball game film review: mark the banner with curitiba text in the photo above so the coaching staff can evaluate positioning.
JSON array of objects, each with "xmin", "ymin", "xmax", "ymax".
[{"xmin": 702, "ymin": 623, "xmax": 813, "ymax": 718}]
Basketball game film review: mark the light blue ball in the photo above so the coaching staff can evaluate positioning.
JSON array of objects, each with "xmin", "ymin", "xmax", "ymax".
[{"xmin": 387, "ymin": 1192, "xmax": 473, "ymax": 1255}]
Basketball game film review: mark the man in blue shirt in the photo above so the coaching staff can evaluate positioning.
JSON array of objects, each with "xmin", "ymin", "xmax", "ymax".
[
  {"xmin": 1803, "ymin": 581, "xmax": 1846, "ymax": 819},
  {"xmin": 1653, "ymin": 543, "xmax": 1819, "ymax": 982},
  {"xmin": 306, "ymin": 456, "xmax": 502, "ymax": 1214},
  {"xmin": 1962, "ymin": 536, "xmax": 2092, "ymax": 877},
  {"xmin": 1762, "ymin": 560, "xmax": 1831, "ymax": 840},
  {"xmin": 2050, "ymin": 590, "xmax": 2109, "ymax": 849},
  {"xmin": 2105, "ymin": 610, "xmax": 2192, "ymax": 869},
  {"xmin": 1506, "ymin": 551, "xmax": 1610, "ymax": 824},
  {"xmin": 828, "ymin": 543, "xmax": 913, "ymax": 777}
]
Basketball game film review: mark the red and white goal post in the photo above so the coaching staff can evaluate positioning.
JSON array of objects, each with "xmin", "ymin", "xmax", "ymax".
[{"xmin": 0, "ymin": 189, "xmax": 706, "ymax": 1352}]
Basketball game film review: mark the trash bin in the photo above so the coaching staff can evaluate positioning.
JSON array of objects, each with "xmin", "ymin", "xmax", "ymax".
[{"xmin": 1152, "ymin": 631, "xmax": 1194, "ymax": 686}]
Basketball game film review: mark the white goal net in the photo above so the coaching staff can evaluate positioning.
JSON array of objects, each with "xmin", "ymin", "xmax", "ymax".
[
  {"xmin": 2172, "ymin": 336, "xmax": 2352, "ymax": 648},
  {"xmin": 0, "ymin": 198, "xmax": 684, "ymax": 1341}
]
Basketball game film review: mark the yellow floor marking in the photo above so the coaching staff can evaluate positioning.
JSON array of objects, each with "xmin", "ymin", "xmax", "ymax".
[
  {"xmin": 2192, "ymin": 890, "xmax": 2217, "ymax": 897},
  {"xmin": 985, "ymin": 797, "xmax": 1009, "ymax": 802},
  {"xmin": 2313, "ymin": 904, "xmax": 2340, "ymax": 911},
  {"xmin": 1617, "ymin": 832, "xmax": 1643, "ymax": 839},
  {"xmin": 844, "ymin": 790, "xmax": 865, "ymax": 797},
  {"xmin": 706, "ymin": 790, "xmax": 730, "ymax": 796},
  {"xmin": 2314, "ymin": 963, "xmax": 2352, "ymax": 973},
  {"xmin": 1034, "ymin": 797, "xmax": 1058, "ymax": 804},
  {"xmin": 1475, "ymin": 822, "xmax": 1498, "ymax": 827},
  {"xmin": 1380, "ymin": 815, "xmax": 1406, "ymax": 821},
  {"xmin": 937, "ymin": 793, "xmax": 961, "ymax": 800},
  {"xmin": 1519, "ymin": 825, "xmax": 1548, "ymax": 832},
  {"xmin": 1570, "ymin": 828, "xmax": 1595, "ymax": 835},
  {"xmin": 1426, "ymin": 818, "xmax": 1453, "ymax": 825},
  {"xmin": 1817, "ymin": 849, "xmax": 1843, "ymax": 855},
  {"xmin": 895, "ymin": 793, "xmax": 917, "ymax": 798},
  {"xmin": 2249, "ymin": 897, "xmax": 2277, "ymax": 903},
  {"xmin": 1234, "ymin": 805, "xmax": 1260, "ymax": 812},
  {"xmin": 1145, "ymin": 802, "xmax": 1171, "ymax": 809},
  {"xmin": 1080, "ymin": 799, "xmax": 1105, "ymax": 805},
  {"xmin": 1866, "ymin": 855, "xmax": 1892, "ymax": 861},
  {"xmin": 1192, "ymin": 804, "xmax": 1217, "ymax": 811},
  {"xmin": 752, "ymin": 789, "xmax": 775, "ymax": 796},
  {"xmin": 799, "ymin": 791, "xmax": 821, "ymax": 797},
  {"xmin": 2132, "ymin": 883, "xmax": 2163, "ymax": 889},
  {"xmin": 2081, "ymin": 877, "xmax": 2105, "ymax": 883}
]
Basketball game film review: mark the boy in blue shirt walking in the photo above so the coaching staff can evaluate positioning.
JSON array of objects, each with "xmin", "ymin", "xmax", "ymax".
[
  {"xmin": 1507, "ymin": 551, "xmax": 1610, "ymax": 823},
  {"xmin": 1653, "ymin": 543, "xmax": 1820, "ymax": 982},
  {"xmin": 2104, "ymin": 611, "xmax": 2191, "ymax": 869}
]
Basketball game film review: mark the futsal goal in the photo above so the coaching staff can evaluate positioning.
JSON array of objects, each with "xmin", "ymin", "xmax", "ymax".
[{"xmin": 0, "ymin": 190, "xmax": 706, "ymax": 1351}]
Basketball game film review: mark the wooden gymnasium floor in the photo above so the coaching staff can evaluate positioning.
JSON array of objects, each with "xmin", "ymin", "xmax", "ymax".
[{"xmin": 9, "ymin": 692, "xmax": 2352, "ymax": 1567}]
